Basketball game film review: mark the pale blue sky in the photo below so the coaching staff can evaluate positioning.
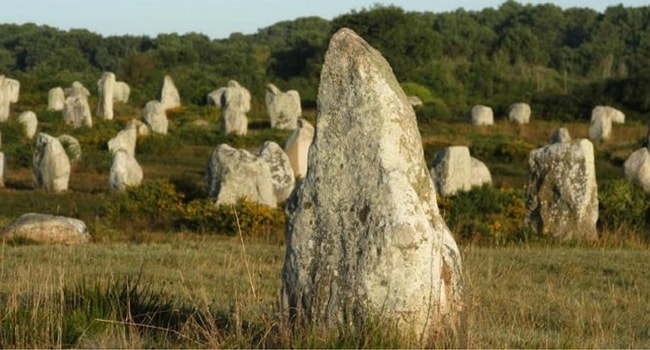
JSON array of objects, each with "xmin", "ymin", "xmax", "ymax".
[{"xmin": 0, "ymin": 0, "xmax": 644, "ymax": 39}]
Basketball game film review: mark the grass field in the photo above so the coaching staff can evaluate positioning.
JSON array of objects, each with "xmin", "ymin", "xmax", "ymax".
[{"xmin": 0, "ymin": 102, "xmax": 649, "ymax": 347}]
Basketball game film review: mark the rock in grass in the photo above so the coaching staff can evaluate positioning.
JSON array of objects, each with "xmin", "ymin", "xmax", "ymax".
[
  {"xmin": 526, "ymin": 139, "xmax": 598, "ymax": 241},
  {"xmin": 281, "ymin": 28, "xmax": 463, "ymax": 340},
  {"xmin": 109, "ymin": 149, "xmax": 143, "ymax": 192},
  {"xmin": 33, "ymin": 133, "xmax": 70, "ymax": 192},
  {"xmin": 284, "ymin": 118, "xmax": 314, "ymax": 179},
  {"xmin": 508, "ymin": 103, "xmax": 531, "ymax": 124},
  {"xmin": 205, "ymin": 144, "xmax": 276, "ymax": 208},
  {"xmin": 266, "ymin": 83, "xmax": 301, "ymax": 130},
  {"xmin": 470, "ymin": 104, "xmax": 494, "ymax": 125},
  {"xmin": 623, "ymin": 147, "xmax": 650, "ymax": 192},
  {"xmin": 0, "ymin": 213, "xmax": 90, "ymax": 244}
]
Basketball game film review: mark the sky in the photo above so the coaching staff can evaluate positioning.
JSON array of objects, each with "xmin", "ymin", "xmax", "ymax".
[{"xmin": 0, "ymin": 0, "xmax": 646, "ymax": 40}]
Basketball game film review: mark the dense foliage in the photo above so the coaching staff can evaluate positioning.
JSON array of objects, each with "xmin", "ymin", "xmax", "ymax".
[{"xmin": 2, "ymin": 1, "xmax": 650, "ymax": 120}]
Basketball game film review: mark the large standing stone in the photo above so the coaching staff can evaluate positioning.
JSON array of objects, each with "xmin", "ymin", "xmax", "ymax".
[
  {"xmin": 282, "ymin": 28, "xmax": 463, "ymax": 340},
  {"xmin": 220, "ymin": 80, "xmax": 251, "ymax": 136},
  {"xmin": 526, "ymin": 139, "xmax": 598, "ymax": 241},
  {"xmin": 96, "ymin": 72, "xmax": 115, "ymax": 120},
  {"xmin": 284, "ymin": 118, "xmax": 314, "ymax": 179},
  {"xmin": 623, "ymin": 148, "xmax": 650, "ymax": 192},
  {"xmin": 550, "ymin": 127, "xmax": 571, "ymax": 143},
  {"xmin": 470, "ymin": 105, "xmax": 494, "ymax": 126},
  {"xmin": 508, "ymin": 103, "xmax": 531, "ymax": 124},
  {"xmin": 17, "ymin": 111, "xmax": 38, "ymax": 139},
  {"xmin": 33, "ymin": 133, "xmax": 71, "ymax": 192},
  {"xmin": 113, "ymin": 81, "xmax": 130, "ymax": 103},
  {"xmin": 258, "ymin": 141, "xmax": 295, "ymax": 203},
  {"xmin": 0, "ymin": 213, "xmax": 90, "ymax": 245},
  {"xmin": 57, "ymin": 134, "xmax": 82, "ymax": 163},
  {"xmin": 589, "ymin": 106, "xmax": 613, "ymax": 141},
  {"xmin": 0, "ymin": 76, "xmax": 19, "ymax": 122},
  {"xmin": 108, "ymin": 127, "xmax": 137, "ymax": 157},
  {"xmin": 159, "ymin": 75, "xmax": 181, "ymax": 110},
  {"xmin": 266, "ymin": 83, "xmax": 302, "ymax": 130},
  {"xmin": 63, "ymin": 95, "xmax": 92, "ymax": 128},
  {"xmin": 109, "ymin": 149, "xmax": 143, "ymax": 191},
  {"xmin": 142, "ymin": 100, "xmax": 168, "ymax": 135},
  {"xmin": 205, "ymin": 144, "xmax": 276, "ymax": 208},
  {"xmin": 47, "ymin": 87, "xmax": 65, "ymax": 111}
]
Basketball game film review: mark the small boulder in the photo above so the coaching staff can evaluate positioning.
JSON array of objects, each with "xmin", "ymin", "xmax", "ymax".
[
  {"xmin": 284, "ymin": 118, "xmax": 314, "ymax": 178},
  {"xmin": 0, "ymin": 213, "xmax": 90, "ymax": 244},
  {"xmin": 550, "ymin": 127, "xmax": 571, "ymax": 143},
  {"xmin": 47, "ymin": 87, "xmax": 65, "ymax": 111},
  {"xmin": 469, "ymin": 157, "xmax": 493, "ymax": 188},
  {"xmin": 142, "ymin": 100, "xmax": 168, "ymax": 134},
  {"xmin": 17, "ymin": 111, "xmax": 38, "ymax": 139},
  {"xmin": 470, "ymin": 104, "xmax": 494, "ymax": 126},
  {"xmin": 508, "ymin": 103, "xmax": 531, "ymax": 124}
]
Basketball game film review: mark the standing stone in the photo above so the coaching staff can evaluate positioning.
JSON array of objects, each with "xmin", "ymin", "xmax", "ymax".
[
  {"xmin": 64, "ymin": 81, "xmax": 90, "ymax": 98},
  {"xmin": 142, "ymin": 100, "xmax": 168, "ymax": 135},
  {"xmin": 284, "ymin": 118, "xmax": 314, "ymax": 179},
  {"xmin": 206, "ymin": 87, "xmax": 226, "ymax": 107},
  {"xmin": 96, "ymin": 72, "xmax": 115, "ymax": 120},
  {"xmin": 159, "ymin": 75, "xmax": 181, "ymax": 110},
  {"xmin": 57, "ymin": 134, "xmax": 82, "ymax": 163},
  {"xmin": 550, "ymin": 127, "xmax": 571, "ymax": 143},
  {"xmin": 431, "ymin": 146, "xmax": 472, "ymax": 196},
  {"xmin": 589, "ymin": 106, "xmax": 613, "ymax": 141},
  {"xmin": 266, "ymin": 83, "xmax": 302, "ymax": 130},
  {"xmin": 63, "ymin": 95, "xmax": 92, "ymax": 128},
  {"xmin": 508, "ymin": 103, "xmax": 531, "ymax": 124},
  {"xmin": 469, "ymin": 157, "xmax": 492, "ymax": 188},
  {"xmin": 0, "ymin": 151, "xmax": 5, "ymax": 188},
  {"xmin": 470, "ymin": 105, "xmax": 494, "ymax": 126},
  {"xmin": 109, "ymin": 149, "xmax": 143, "ymax": 191},
  {"xmin": 282, "ymin": 29, "xmax": 463, "ymax": 340},
  {"xmin": 113, "ymin": 81, "xmax": 130, "ymax": 103},
  {"xmin": 623, "ymin": 148, "xmax": 650, "ymax": 192},
  {"xmin": 592, "ymin": 105, "xmax": 625, "ymax": 124},
  {"xmin": 526, "ymin": 139, "xmax": 598, "ymax": 241},
  {"xmin": 205, "ymin": 144, "xmax": 276, "ymax": 208},
  {"xmin": 220, "ymin": 80, "xmax": 251, "ymax": 136},
  {"xmin": 108, "ymin": 127, "xmax": 137, "ymax": 157},
  {"xmin": 258, "ymin": 141, "xmax": 295, "ymax": 203},
  {"xmin": 33, "ymin": 133, "xmax": 71, "ymax": 192},
  {"xmin": 0, "ymin": 76, "xmax": 19, "ymax": 122},
  {"xmin": 17, "ymin": 111, "xmax": 38, "ymax": 139},
  {"xmin": 47, "ymin": 87, "xmax": 65, "ymax": 111}
]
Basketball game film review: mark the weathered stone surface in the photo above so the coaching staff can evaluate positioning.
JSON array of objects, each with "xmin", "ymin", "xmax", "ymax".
[
  {"xmin": 0, "ymin": 152, "xmax": 5, "ymax": 188},
  {"xmin": 63, "ymin": 95, "xmax": 92, "ymax": 128},
  {"xmin": 284, "ymin": 118, "xmax": 314, "ymax": 179},
  {"xmin": 470, "ymin": 104, "xmax": 494, "ymax": 125},
  {"xmin": 407, "ymin": 95, "xmax": 423, "ymax": 107},
  {"xmin": 109, "ymin": 149, "xmax": 143, "ymax": 191},
  {"xmin": 593, "ymin": 105, "xmax": 625, "ymax": 124},
  {"xmin": 0, "ymin": 76, "xmax": 19, "ymax": 122},
  {"xmin": 159, "ymin": 75, "xmax": 181, "ymax": 110},
  {"xmin": 17, "ymin": 111, "xmax": 38, "ymax": 139},
  {"xmin": 526, "ymin": 139, "xmax": 598, "ymax": 241},
  {"xmin": 469, "ymin": 157, "xmax": 492, "ymax": 188},
  {"xmin": 508, "ymin": 103, "xmax": 531, "ymax": 124},
  {"xmin": 126, "ymin": 118, "xmax": 150, "ymax": 137},
  {"xmin": 33, "ymin": 133, "xmax": 71, "ymax": 192},
  {"xmin": 47, "ymin": 87, "xmax": 65, "ymax": 111},
  {"xmin": 550, "ymin": 127, "xmax": 571, "ymax": 143},
  {"xmin": 113, "ymin": 81, "xmax": 130, "ymax": 103},
  {"xmin": 96, "ymin": 72, "xmax": 115, "ymax": 120},
  {"xmin": 142, "ymin": 100, "xmax": 168, "ymax": 134},
  {"xmin": 205, "ymin": 144, "xmax": 276, "ymax": 208},
  {"xmin": 108, "ymin": 127, "xmax": 137, "ymax": 157},
  {"xmin": 266, "ymin": 83, "xmax": 302, "ymax": 130},
  {"xmin": 220, "ymin": 80, "xmax": 250, "ymax": 136},
  {"xmin": 206, "ymin": 87, "xmax": 226, "ymax": 107},
  {"xmin": 258, "ymin": 141, "xmax": 295, "ymax": 203},
  {"xmin": 623, "ymin": 147, "xmax": 650, "ymax": 192},
  {"xmin": 0, "ymin": 213, "xmax": 90, "ymax": 244},
  {"xmin": 64, "ymin": 81, "xmax": 90, "ymax": 98},
  {"xmin": 589, "ymin": 106, "xmax": 613, "ymax": 141},
  {"xmin": 57, "ymin": 134, "xmax": 82, "ymax": 163},
  {"xmin": 431, "ymin": 146, "xmax": 472, "ymax": 196},
  {"xmin": 282, "ymin": 28, "xmax": 463, "ymax": 339}
]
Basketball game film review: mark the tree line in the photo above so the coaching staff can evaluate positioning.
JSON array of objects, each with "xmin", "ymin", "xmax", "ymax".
[{"xmin": 1, "ymin": 0, "xmax": 650, "ymax": 121}]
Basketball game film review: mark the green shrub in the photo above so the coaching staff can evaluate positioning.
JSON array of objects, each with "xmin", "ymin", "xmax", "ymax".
[
  {"xmin": 438, "ymin": 185, "xmax": 528, "ymax": 244},
  {"xmin": 401, "ymin": 82, "xmax": 434, "ymax": 103},
  {"xmin": 136, "ymin": 133, "xmax": 183, "ymax": 155},
  {"xmin": 598, "ymin": 179, "xmax": 650, "ymax": 237},
  {"xmin": 0, "ymin": 120, "xmax": 33, "ymax": 167}
]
